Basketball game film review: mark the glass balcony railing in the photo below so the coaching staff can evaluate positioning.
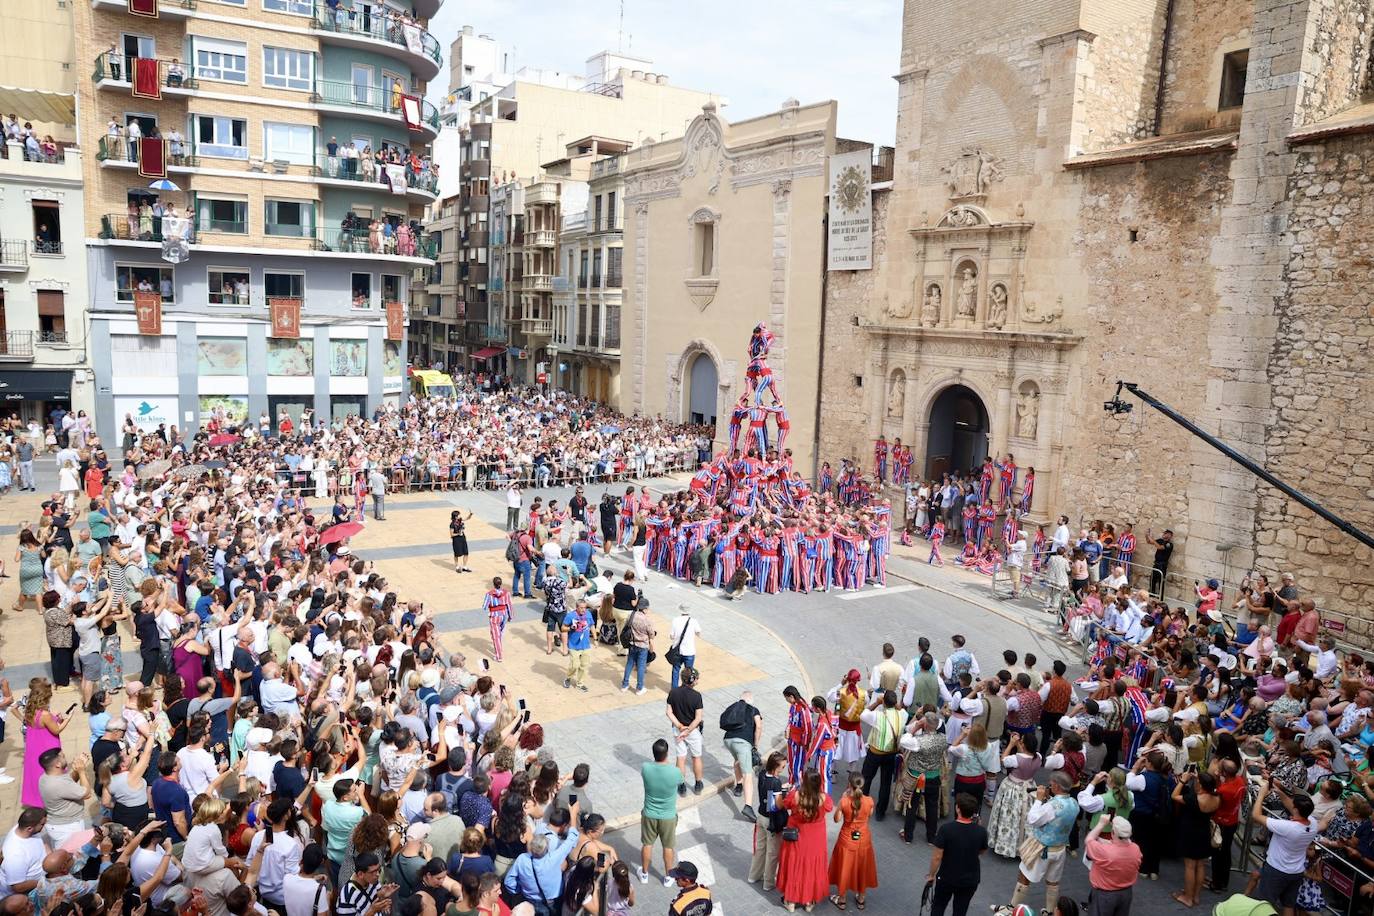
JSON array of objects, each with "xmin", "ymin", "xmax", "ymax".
[
  {"xmin": 313, "ymin": 80, "xmax": 440, "ymax": 131},
  {"xmin": 93, "ymin": 52, "xmax": 194, "ymax": 89},
  {"xmin": 310, "ymin": 2, "xmax": 442, "ymax": 66},
  {"xmin": 316, "ymin": 225, "xmax": 437, "ymax": 260},
  {"xmin": 96, "ymin": 136, "xmax": 200, "ymax": 169},
  {"xmin": 193, "ymin": 215, "xmax": 247, "ymax": 235}
]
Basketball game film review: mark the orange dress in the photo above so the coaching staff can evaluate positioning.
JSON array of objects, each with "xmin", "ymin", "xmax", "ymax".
[{"xmin": 829, "ymin": 792, "xmax": 878, "ymax": 896}]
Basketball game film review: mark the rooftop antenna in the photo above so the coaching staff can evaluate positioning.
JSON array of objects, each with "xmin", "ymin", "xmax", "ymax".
[{"xmin": 618, "ymin": 0, "xmax": 625, "ymax": 53}]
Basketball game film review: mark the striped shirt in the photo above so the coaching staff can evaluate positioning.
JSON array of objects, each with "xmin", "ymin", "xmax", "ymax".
[{"xmin": 335, "ymin": 879, "xmax": 378, "ymax": 916}]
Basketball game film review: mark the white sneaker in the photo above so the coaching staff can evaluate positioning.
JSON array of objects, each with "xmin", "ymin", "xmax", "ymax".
[
  {"xmin": 0, "ymin": 775, "xmax": 15, "ymax": 785},
  {"xmin": 637, "ymin": 867, "xmax": 650, "ymax": 885},
  {"xmin": 662, "ymin": 875, "xmax": 675, "ymax": 888},
  {"xmin": 636, "ymin": 688, "xmax": 647, "ymax": 695}
]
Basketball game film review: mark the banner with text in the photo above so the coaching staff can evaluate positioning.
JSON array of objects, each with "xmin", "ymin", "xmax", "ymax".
[
  {"xmin": 827, "ymin": 149, "xmax": 872, "ymax": 271},
  {"xmin": 269, "ymin": 297, "xmax": 302, "ymax": 338},
  {"xmin": 134, "ymin": 290, "xmax": 163, "ymax": 336}
]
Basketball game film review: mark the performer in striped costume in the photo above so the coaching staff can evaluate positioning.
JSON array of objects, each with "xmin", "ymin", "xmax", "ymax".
[
  {"xmin": 483, "ymin": 577, "xmax": 513, "ymax": 663},
  {"xmin": 806, "ymin": 697, "xmax": 838, "ymax": 796},
  {"xmin": 928, "ymin": 519, "xmax": 946, "ymax": 566},
  {"xmin": 1116, "ymin": 525, "xmax": 1137, "ymax": 579},
  {"xmin": 785, "ymin": 687, "xmax": 813, "ymax": 784},
  {"xmin": 874, "ymin": 436, "xmax": 889, "ymax": 484},
  {"xmin": 1019, "ymin": 466, "xmax": 1035, "ymax": 513}
]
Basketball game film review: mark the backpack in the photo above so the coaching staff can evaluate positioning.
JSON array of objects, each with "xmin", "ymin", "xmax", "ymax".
[
  {"xmin": 504, "ymin": 536, "xmax": 521, "ymax": 563},
  {"xmin": 719, "ymin": 699, "xmax": 748, "ymax": 733},
  {"xmin": 598, "ymin": 620, "xmax": 619, "ymax": 646},
  {"xmin": 619, "ymin": 609, "xmax": 637, "ymax": 649}
]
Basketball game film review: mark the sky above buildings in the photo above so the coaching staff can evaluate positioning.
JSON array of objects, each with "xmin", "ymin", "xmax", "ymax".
[{"xmin": 428, "ymin": 0, "xmax": 902, "ymax": 146}]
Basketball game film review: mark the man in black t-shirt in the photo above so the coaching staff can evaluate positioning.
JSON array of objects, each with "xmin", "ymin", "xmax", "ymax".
[
  {"xmin": 667, "ymin": 667, "xmax": 705, "ymax": 797},
  {"xmin": 720, "ymin": 691, "xmax": 763, "ymax": 820},
  {"xmin": 1148, "ymin": 528, "xmax": 1173, "ymax": 597},
  {"xmin": 926, "ymin": 793, "xmax": 988, "ymax": 916}
]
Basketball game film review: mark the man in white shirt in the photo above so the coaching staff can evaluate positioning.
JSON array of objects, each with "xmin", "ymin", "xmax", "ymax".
[
  {"xmin": 0, "ymin": 808, "xmax": 49, "ymax": 897},
  {"xmin": 1005, "ymin": 530, "xmax": 1027, "ymax": 598},
  {"xmin": 259, "ymin": 662, "xmax": 302, "ymax": 718},
  {"xmin": 131, "ymin": 832, "xmax": 184, "ymax": 906},
  {"xmin": 1295, "ymin": 635, "xmax": 1339, "ymax": 681},
  {"xmin": 284, "ymin": 844, "xmax": 332, "ymax": 916},
  {"xmin": 506, "ymin": 484, "xmax": 522, "ymax": 531},
  {"xmin": 1051, "ymin": 515, "xmax": 1071, "ymax": 552},
  {"xmin": 177, "ymin": 730, "xmax": 222, "ymax": 797},
  {"xmin": 1101, "ymin": 565, "xmax": 1129, "ymax": 594},
  {"xmin": 1251, "ymin": 778, "xmax": 1325, "ymax": 915}
]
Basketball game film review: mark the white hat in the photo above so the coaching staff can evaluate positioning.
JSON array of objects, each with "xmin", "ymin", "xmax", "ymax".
[
  {"xmin": 405, "ymin": 822, "xmax": 431, "ymax": 843},
  {"xmin": 420, "ymin": 668, "xmax": 441, "ymax": 689},
  {"xmin": 246, "ymin": 727, "xmax": 273, "ymax": 749},
  {"xmin": 1110, "ymin": 815, "xmax": 1133, "ymax": 839},
  {"xmin": 442, "ymin": 706, "xmax": 461, "ymax": 722}
]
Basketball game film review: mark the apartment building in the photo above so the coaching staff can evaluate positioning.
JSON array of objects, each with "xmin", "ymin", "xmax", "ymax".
[
  {"xmin": 436, "ymin": 48, "xmax": 720, "ymax": 381},
  {"xmin": 0, "ymin": 121, "xmax": 95, "ymax": 426},
  {"xmin": 551, "ymin": 145, "xmax": 624, "ymax": 404},
  {"xmin": 75, "ymin": 0, "xmax": 444, "ymax": 441}
]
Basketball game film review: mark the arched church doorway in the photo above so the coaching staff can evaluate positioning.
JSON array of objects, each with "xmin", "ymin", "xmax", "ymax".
[
  {"xmin": 926, "ymin": 384, "xmax": 989, "ymax": 479},
  {"xmin": 687, "ymin": 352, "xmax": 718, "ymax": 425}
]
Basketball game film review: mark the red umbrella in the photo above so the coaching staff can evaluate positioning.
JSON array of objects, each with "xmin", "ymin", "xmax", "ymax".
[
  {"xmin": 319, "ymin": 521, "xmax": 364, "ymax": 545},
  {"xmin": 209, "ymin": 433, "xmax": 242, "ymax": 447}
]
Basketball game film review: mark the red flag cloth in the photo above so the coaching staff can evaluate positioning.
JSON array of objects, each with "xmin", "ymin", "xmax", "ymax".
[
  {"xmin": 127, "ymin": 0, "xmax": 158, "ymax": 16},
  {"xmin": 137, "ymin": 138, "xmax": 166, "ymax": 178},
  {"xmin": 401, "ymin": 95, "xmax": 422, "ymax": 131},
  {"xmin": 385, "ymin": 301, "xmax": 405, "ymax": 341},
  {"xmin": 133, "ymin": 57, "xmax": 162, "ymax": 100},
  {"xmin": 269, "ymin": 298, "xmax": 302, "ymax": 338},
  {"xmin": 134, "ymin": 291, "xmax": 163, "ymax": 336}
]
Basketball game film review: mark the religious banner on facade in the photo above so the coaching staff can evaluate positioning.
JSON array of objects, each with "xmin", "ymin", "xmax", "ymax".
[
  {"xmin": 269, "ymin": 297, "xmax": 302, "ymax": 338},
  {"xmin": 132, "ymin": 57, "xmax": 162, "ymax": 101},
  {"xmin": 134, "ymin": 291, "xmax": 162, "ymax": 336},
  {"xmin": 401, "ymin": 95, "xmax": 422, "ymax": 132},
  {"xmin": 127, "ymin": 0, "xmax": 158, "ymax": 16},
  {"xmin": 402, "ymin": 23, "xmax": 424, "ymax": 56},
  {"xmin": 827, "ymin": 148, "xmax": 872, "ymax": 271},
  {"xmin": 137, "ymin": 138, "xmax": 166, "ymax": 178},
  {"xmin": 383, "ymin": 163, "xmax": 408, "ymax": 195},
  {"xmin": 385, "ymin": 301, "xmax": 404, "ymax": 341}
]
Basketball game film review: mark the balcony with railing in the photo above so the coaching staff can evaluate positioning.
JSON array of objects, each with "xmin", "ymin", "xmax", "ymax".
[
  {"xmin": 605, "ymin": 270, "xmax": 623, "ymax": 289},
  {"xmin": 38, "ymin": 331, "xmax": 69, "ymax": 346},
  {"xmin": 591, "ymin": 156, "xmax": 621, "ymax": 179},
  {"xmin": 524, "ymin": 274, "xmax": 553, "ymax": 292},
  {"xmin": 312, "ymin": 80, "xmax": 440, "ymax": 136},
  {"xmin": 0, "ymin": 331, "xmax": 34, "ymax": 360},
  {"xmin": 310, "ymin": 2, "xmax": 442, "ymax": 80},
  {"xmin": 525, "ymin": 182, "xmax": 559, "ymax": 207},
  {"xmin": 99, "ymin": 212, "xmax": 197, "ymax": 244},
  {"xmin": 32, "ymin": 241, "xmax": 63, "ymax": 257},
  {"xmin": 0, "ymin": 240, "xmax": 28, "ymax": 271},
  {"xmin": 90, "ymin": 0, "xmax": 195, "ymax": 16},
  {"xmin": 529, "ymin": 229, "xmax": 557, "ymax": 248},
  {"xmin": 552, "ymin": 276, "xmax": 572, "ymax": 293},
  {"xmin": 93, "ymin": 52, "xmax": 195, "ymax": 92},
  {"xmin": 522, "ymin": 316, "xmax": 552, "ymax": 336}
]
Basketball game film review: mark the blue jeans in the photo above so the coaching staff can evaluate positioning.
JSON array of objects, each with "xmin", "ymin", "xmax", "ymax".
[
  {"xmin": 671, "ymin": 654, "xmax": 696, "ymax": 689},
  {"xmin": 621, "ymin": 646, "xmax": 648, "ymax": 690},
  {"xmin": 513, "ymin": 560, "xmax": 533, "ymax": 597}
]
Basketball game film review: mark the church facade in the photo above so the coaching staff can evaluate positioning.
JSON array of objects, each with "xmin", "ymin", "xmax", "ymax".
[{"xmin": 819, "ymin": 0, "xmax": 1374, "ymax": 632}]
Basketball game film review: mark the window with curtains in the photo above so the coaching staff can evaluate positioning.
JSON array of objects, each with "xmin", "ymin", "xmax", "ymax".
[
  {"xmin": 263, "ymin": 122, "xmax": 314, "ymax": 166},
  {"xmin": 263, "ymin": 47, "xmax": 312, "ymax": 91},
  {"xmin": 193, "ymin": 37, "xmax": 247, "ymax": 83},
  {"xmin": 265, "ymin": 199, "xmax": 315, "ymax": 237},
  {"xmin": 193, "ymin": 115, "xmax": 247, "ymax": 159}
]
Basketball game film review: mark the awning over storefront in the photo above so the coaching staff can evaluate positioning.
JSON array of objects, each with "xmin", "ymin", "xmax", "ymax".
[
  {"xmin": 0, "ymin": 369, "xmax": 73, "ymax": 401},
  {"xmin": 471, "ymin": 346, "xmax": 504, "ymax": 360}
]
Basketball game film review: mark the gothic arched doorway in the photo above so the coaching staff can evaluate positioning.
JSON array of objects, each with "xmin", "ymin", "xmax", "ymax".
[
  {"xmin": 926, "ymin": 384, "xmax": 989, "ymax": 480},
  {"xmin": 686, "ymin": 352, "xmax": 718, "ymax": 425}
]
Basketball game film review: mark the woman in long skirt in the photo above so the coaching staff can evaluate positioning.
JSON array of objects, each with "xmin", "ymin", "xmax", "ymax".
[
  {"xmin": 828, "ymin": 773, "xmax": 877, "ymax": 910},
  {"xmin": 776, "ymin": 770, "xmax": 833, "ymax": 912},
  {"xmin": 986, "ymin": 733, "xmax": 1042, "ymax": 858}
]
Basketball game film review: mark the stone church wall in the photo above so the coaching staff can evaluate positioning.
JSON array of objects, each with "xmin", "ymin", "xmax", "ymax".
[
  {"xmin": 1156, "ymin": 0, "xmax": 1254, "ymax": 134},
  {"xmin": 1056, "ymin": 152, "xmax": 1234, "ymax": 565},
  {"xmin": 1258, "ymin": 135, "xmax": 1374, "ymax": 634},
  {"xmin": 818, "ymin": 191, "xmax": 890, "ymax": 466}
]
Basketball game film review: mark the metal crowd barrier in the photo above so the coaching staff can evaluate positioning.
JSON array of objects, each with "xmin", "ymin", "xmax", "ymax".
[{"xmin": 270, "ymin": 455, "xmax": 699, "ymax": 497}]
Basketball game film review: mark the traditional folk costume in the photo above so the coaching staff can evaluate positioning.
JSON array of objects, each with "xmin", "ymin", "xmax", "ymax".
[
  {"xmin": 873, "ymin": 438, "xmax": 889, "ymax": 484},
  {"xmin": 807, "ymin": 709, "xmax": 838, "ymax": 796},
  {"xmin": 786, "ymin": 698, "xmax": 814, "ymax": 784},
  {"xmin": 928, "ymin": 520, "xmax": 946, "ymax": 566},
  {"xmin": 830, "ymin": 673, "xmax": 868, "ymax": 770},
  {"xmin": 483, "ymin": 586, "xmax": 513, "ymax": 662}
]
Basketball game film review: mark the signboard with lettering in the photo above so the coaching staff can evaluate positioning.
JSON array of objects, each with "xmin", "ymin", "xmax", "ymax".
[{"xmin": 827, "ymin": 149, "xmax": 872, "ymax": 271}]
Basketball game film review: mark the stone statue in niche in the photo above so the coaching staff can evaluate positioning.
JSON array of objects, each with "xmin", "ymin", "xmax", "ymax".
[
  {"xmin": 1016, "ymin": 389, "xmax": 1040, "ymax": 439},
  {"xmin": 987, "ymin": 284, "xmax": 1008, "ymax": 330},
  {"xmin": 956, "ymin": 267, "xmax": 978, "ymax": 319},
  {"xmin": 887, "ymin": 376, "xmax": 905, "ymax": 418},
  {"xmin": 921, "ymin": 284, "xmax": 941, "ymax": 327}
]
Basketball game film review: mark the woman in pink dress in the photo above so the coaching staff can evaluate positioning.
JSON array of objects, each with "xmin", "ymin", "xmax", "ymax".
[
  {"xmin": 22, "ymin": 679, "xmax": 69, "ymax": 808},
  {"xmin": 171, "ymin": 617, "xmax": 210, "ymax": 698}
]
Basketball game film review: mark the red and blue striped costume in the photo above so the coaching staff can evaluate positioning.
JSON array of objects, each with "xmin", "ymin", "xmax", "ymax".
[
  {"xmin": 1019, "ymin": 470, "xmax": 1035, "ymax": 513},
  {"xmin": 483, "ymin": 587, "xmax": 513, "ymax": 662},
  {"xmin": 1116, "ymin": 531, "xmax": 1137, "ymax": 577},
  {"xmin": 779, "ymin": 526, "xmax": 801, "ymax": 592},
  {"xmin": 807, "ymin": 711, "xmax": 837, "ymax": 796},
  {"xmin": 786, "ymin": 699, "xmax": 813, "ymax": 784},
  {"xmin": 997, "ymin": 458, "xmax": 1017, "ymax": 508},
  {"xmin": 976, "ymin": 502, "xmax": 997, "ymax": 551},
  {"xmin": 928, "ymin": 521, "xmax": 946, "ymax": 566},
  {"xmin": 874, "ymin": 439, "xmax": 888, "ymax": 484},
  {"xmin": 815, "ymin": 529, "xmax": 834, "ymax": 590},
  {"xmin": 753, "ymin": 533, "xmax": 780, "ymax": 594},
  {"xmin": 978, "ymin": 461, "xmax": 994, "ymax": 503}
]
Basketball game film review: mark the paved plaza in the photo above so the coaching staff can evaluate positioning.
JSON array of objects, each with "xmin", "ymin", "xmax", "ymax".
[{"xmin": 0, "ymin": 468, "xmax": 1195, "ymax": 914}]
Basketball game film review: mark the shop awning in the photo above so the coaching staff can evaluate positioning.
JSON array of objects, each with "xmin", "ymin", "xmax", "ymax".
[
  {"xmin": 471, "ymin": 346, "xmax": 504, "ymax": 360},
  {"xmin": 0, "ymin": 369, "xmax": 72, "ymax": 401}
]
